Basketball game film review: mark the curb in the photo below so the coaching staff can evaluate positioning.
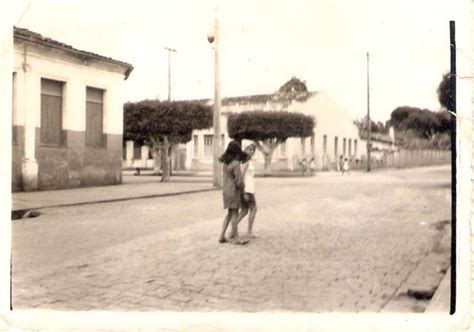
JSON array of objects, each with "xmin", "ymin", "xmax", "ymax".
[
  {"xmin": 425, "ymin": 267, "xmax": 451, "ymax": 312},
  {"xmin": 12, "ymin": 187, "xmax": 218, "ymax": 218}
]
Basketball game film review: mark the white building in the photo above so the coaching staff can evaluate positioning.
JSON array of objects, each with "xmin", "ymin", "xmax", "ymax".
[
  {"xmin": 12, "ymin": 27, "xmax": 133, "ymax": 191},
  {"xmin": 186, "ymin": 91, "xmax": 361, "ymax": 172}
]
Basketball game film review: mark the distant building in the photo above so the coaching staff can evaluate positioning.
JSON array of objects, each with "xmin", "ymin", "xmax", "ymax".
[
  {"xmin": 12, "ymin": 27, "xmax": 133, "ymax": 191},
  {"xmin": 185, "ymin": 90, "xmax": 361, "ymax": 172}
]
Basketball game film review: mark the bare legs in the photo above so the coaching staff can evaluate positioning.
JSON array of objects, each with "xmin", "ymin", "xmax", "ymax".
[
  {"xmin": 220, "ymin": 208, "xmax": 250, "ymax": 244},
  {"xmin": 219, "ymin": 210, "xmax": 233, "ymax": 243},
  {"xmin": 236, "ymin": 206, "xmax": 258, "ymax": 237},
  {"xmin": 247, "ymin": 207, "xmax": 257, "ymax": 236},
  {"xmin": 235, "ymin": 208, "xmax": 248, "ymax": 232},
  {"xmin": 228, "ymin": 209, "xmax": 240, "ymax": 239}
]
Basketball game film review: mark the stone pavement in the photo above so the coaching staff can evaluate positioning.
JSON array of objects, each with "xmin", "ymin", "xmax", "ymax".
[
  {"xmin": 12, "ymin": 173, "xmax": 216, "ymax": 211},
  {"xmin": 11, "ymin": 166, "xmax": 452, "ymax": 312}
]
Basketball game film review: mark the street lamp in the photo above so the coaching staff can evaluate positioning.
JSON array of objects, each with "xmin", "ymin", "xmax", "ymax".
[{"xmin": 208, "ymin": 17, "xmax": 222, "ymax": 188}]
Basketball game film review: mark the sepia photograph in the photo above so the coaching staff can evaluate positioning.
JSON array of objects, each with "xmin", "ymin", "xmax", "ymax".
[{"xmin": 0, "ymin": 0, "xmax": 472, "ymax": 330}]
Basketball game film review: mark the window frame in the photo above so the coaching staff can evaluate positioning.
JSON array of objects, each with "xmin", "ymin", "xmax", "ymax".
[
  {"xmin": 85, "ymin": 86, "xmax": 105, "ymax": 148},
  {"xmin": 40, "ymin": 78, "xmax": 65, "ymax": 146}
]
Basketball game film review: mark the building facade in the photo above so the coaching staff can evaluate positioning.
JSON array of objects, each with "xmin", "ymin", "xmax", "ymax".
[
  {"xmin": 185, "ymin": 91, "xmax": 361, "ymax": 172},
  {"xmin": 12, "ymin": 27, "xmax": 133, "ymax": 191}
]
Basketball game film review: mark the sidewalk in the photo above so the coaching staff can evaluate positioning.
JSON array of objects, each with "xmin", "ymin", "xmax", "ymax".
[
  {"xmin": 12, "ymin": 173, "xmax": 217, "ymax": 212},
  {"xmin": 425, "ymin": 267, "xmax": 451, "ymax": 312}
]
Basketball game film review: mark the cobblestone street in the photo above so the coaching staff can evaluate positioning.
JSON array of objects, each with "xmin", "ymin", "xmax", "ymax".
[{"xmin": 11, "ymin": 166, "xmax": 451, "ymax": 312}]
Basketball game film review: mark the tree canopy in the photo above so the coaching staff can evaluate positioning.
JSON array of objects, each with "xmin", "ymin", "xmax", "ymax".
[
  {"xmin": 402, "ymin": 110, "xmax": 440, "ymax": 139},
  {"xmin": 354, "ymin": 116, "xmax": 387, "ymax": 134},
  {"xmin": 277, "ymin": 77, "xmax": 309, "ymax": 94},
  {"xmin": 124, "ymin": 100, "xmax": 212, "ymax": 144},
  {"xmin": 437, "ymin": 73, "xmax": 454, "ymax": 111},
  {"xmin": 228, "ymin": 110, "xmax": 314, "ymax": 141},
  {"xmin": 124, "ymin": 100, "xmax": 212, "ymax": 181},
  {"xmin": 386, "ymin": 106, "xmax": 451, "ymax": 149},
  {"xmin": 387, "ymin": 106, "xmax": 450, "ymax": 137},
  {"xmin": 228, "ymin": 110, "xmax": 315, "ymax": 174}
]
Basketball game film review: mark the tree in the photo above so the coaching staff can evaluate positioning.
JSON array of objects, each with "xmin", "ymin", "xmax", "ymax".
[
  {"xmin": 387, "ymin": 106, "xmax": 451, "ymax": 147},
  {"xmin": 402, "ymin": 110, "xmax": 440, "ymax": 139},
  {"xmin": 387, "ymin": 106, "xmax": 419, "ymax": 129},
  {"xmin": 436, "ymin": 110, "xmax": 451, "ymax": 134},
  {"xmin": 227, "ymin": 110, "xmax": 315, "ymax": 175},
  {"xmin": 437, "ymin": 73, "xmax": 454, "ymax": 111},
  {"xmin": 124, "ymin": 100, "xmax": 212, "ymax": 182},
  {"xmin": 354, "ymin": 116, "xmax": 386, "ymax": 134},
  {"xmin": 277, "ymin": 77, "xmax": 309, "ymax": 94}
]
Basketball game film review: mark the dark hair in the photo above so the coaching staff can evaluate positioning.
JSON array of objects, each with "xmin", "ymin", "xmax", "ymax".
[{"xmin": 219, "ymin": 140, "xmax": 248, "ymax": 164}]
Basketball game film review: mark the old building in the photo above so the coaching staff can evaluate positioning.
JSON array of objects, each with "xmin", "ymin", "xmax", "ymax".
[
  {"xmin": 12, "ymin": 27, "xmax": 133, "ymax": 191},
  {"xmin": 185, "ymin": 89, "xmax": 361, "ymax": 172}
]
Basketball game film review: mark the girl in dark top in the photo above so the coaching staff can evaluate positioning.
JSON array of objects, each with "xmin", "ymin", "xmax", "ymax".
[{"xmin": 218, "ymin": 140, "xmax": 249, "ymax": 244}]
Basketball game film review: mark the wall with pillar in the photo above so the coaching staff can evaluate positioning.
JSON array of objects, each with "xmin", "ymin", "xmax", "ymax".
[{"xmin": 12, "ymin": 37, "xmax": 129, "ymax": 191}]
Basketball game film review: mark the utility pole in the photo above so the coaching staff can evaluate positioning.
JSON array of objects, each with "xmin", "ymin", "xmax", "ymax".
[
  {"xmin": 164, "ymin": 47, "xmax": 177, "ymax": 175},
  {"xmin": 207, "ymin": 15, "xmax": 222, "ymax": 188},
  {"xmin": 366, "ymin": 52, "xmax": 371, "ymax": 172},
  {"xmin": 449, "ymin": 20, "xmax": 456, "ymax": 315},
  {"xmin": 164, "ymin": 47, "xmax": 177, "ymax": 101}
]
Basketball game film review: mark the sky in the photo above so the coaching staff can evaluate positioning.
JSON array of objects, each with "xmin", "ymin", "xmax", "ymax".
[{"xmin": 7, "ymin": 0, "xmax": 472, "ymax": 122}]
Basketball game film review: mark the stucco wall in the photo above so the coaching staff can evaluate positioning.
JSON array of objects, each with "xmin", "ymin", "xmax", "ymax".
[
  {"xmin": 12, "ymin": 39, "xmax": 126, "ymax": 191},
  {"xmin": 32, "ymin": 129, "xmax": 122, "ymax": 190},
  {"xmin": 12, "ymin": 126, "xmax": 24, "ymax": 191}
]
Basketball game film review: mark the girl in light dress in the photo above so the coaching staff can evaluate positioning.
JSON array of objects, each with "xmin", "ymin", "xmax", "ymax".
[
  {"xmin": 235, "ymin": 143, "xmax": 258, "ymax": 238},
  {"xmin": 342, "ymin": 157, "xmax": 350, "ymax": 175}
]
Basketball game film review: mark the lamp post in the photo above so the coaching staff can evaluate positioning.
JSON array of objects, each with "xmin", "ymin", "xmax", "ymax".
[{"xmin": 208, "ymin": 16, "xmax": 222, "ymax": 188}]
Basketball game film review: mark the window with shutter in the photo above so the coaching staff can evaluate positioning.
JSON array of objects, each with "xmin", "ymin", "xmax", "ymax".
[
  {"xmin": 86, "ymin": 87, "xmax": 104, "ymax": 147},
  {"xmin": 40, "ymin": 78, "xmax": 64, "ymax": 145}
]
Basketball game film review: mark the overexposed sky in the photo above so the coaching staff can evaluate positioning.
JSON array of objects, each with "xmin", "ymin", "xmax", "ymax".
[{"xmin": 8, "ymin": 0, "xmax": 472, "ymax": 121}]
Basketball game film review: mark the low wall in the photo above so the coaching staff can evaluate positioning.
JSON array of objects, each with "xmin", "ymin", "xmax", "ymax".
[{"xmin": 351, "ymin": 149, "xmax": 451, "ymax": 170}]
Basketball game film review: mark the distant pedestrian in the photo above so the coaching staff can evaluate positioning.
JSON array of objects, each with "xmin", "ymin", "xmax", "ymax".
[
  {"xmin": 300, "ymin": 158, "xmax": 307, "ymax": 176},
  {"xmin": 309, "ymin": 157, "xmax": 316, "ymax": 175},
  {"xmin": 342, "ymin": 158, "xmax": 350, "ymax": 175},
  {"xmin": 338, "ymin": 155, "xmax": 343, "ymax": 172},
  {"xmin": 235, "ymin": 144, "xmax": 258, "ymax": 238},
  {"xmin": 218, "ymin": 140, "xmax": 249, "ymax": 245}
]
